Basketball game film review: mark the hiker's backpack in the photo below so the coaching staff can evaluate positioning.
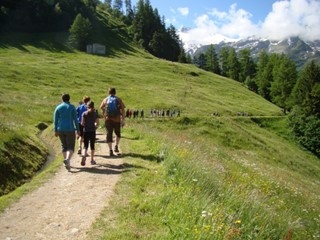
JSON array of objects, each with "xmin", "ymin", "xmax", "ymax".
[{"xmin": 105, "ymin": 95, "xmax": 120, "ymax": 117}]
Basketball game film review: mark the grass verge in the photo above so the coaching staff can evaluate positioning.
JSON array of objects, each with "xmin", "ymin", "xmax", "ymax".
[
  {"xmin": 0, "ymin": 125, "xmax": 61, "ymax": 212},
  {"xmin": 87, "ymin": 118, "xmax": 320, "ymax": 239}
]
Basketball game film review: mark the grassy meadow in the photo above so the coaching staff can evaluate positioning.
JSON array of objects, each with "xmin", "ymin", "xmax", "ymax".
[{"xmin": 0, "ymin": 34, "xmax": 320, "ymax": 239}]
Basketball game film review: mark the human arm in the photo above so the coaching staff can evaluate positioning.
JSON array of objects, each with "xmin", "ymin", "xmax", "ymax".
[
  {"xmin": 73, "ymin": 107, "xmax": 80, "ymax": 136},
  {"xmin": 100, "ymin": 98, "xmax": 106, "ymax": 118},
  {"xmin": 95, "ymin": 111, "xmax": 100, "ymax": 129},
  {"xmin": 53, "ymin": 107, "xmax": 59, "ymax": 136},
  {"xmin": 81, "ymin": 112, "xmax": 85, "ymax": 127}
]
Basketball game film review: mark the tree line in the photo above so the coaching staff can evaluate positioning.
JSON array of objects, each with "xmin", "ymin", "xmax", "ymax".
[
  {"xmin": 0, "ymin": 0, "xmax": 186, "ymax": 62},
  {"xmin": 194, "ymin": 47, "xmax": 297, "ymax": 112},
  {"xmin": 194, "ymin": 45, "xmax": 320, "ymax": 157}
]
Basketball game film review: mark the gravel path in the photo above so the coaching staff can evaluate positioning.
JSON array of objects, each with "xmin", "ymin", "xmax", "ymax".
[{"xmin": 0, "ymin": 132, "xmax": 123, "ymax": 240}]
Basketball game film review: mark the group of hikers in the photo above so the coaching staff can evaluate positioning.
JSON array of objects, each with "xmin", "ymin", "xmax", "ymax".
[
  {"xmin": 150, "ymin": 108, "xmax": 180, "ymax": 118},
  {"xmin": 53, "ymin": 87, "xmax": 125, "ymax": 171},
  {"xmin": 125, "ymin": 108, "xmax": 181, "ymax": 118},
  {"xmin": 125, "ymin": 109, "xmax": 144, "ymax": 118}
]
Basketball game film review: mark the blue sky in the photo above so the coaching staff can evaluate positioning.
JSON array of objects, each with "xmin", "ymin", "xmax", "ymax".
[{"xmin": 130, "ymin": 0, "xmax": 320, "ymax": 47}]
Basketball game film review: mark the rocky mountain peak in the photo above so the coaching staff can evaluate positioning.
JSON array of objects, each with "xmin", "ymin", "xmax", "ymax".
[{"xmin": 187, "ymin": 36, "xmax": 320, "ymax": 68}]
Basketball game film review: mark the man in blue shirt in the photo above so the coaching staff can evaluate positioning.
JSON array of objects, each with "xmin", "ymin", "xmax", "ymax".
[{"xmin": 54, "ymin": 93, "xmax": 79, "ymax": 170}]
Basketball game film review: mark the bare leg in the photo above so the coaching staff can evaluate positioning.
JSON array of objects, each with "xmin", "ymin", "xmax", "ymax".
[
  {"xmin": 90, "ymin": 150, "xmax": 94, "ymax": 161},
  {"xmin": 81, "ymin": 148, "xmax": 87, "ymax": 166},
  {"xmin": 90, "ymin": 150, "xmax": 96, "ymax": 164},
  {"xmin": 63, "ymin": 150, "xmax": 73, "ymax": 170},
  {"xmin": 115, "ymin": 136, "xmax": 120, "ymax": 147},
  {"xmin": 66, "ymin": 150, "xmax": 74, "ymax": 161},
  {"xmin": 78, "ymin": 137, "xmax": 83, "ymax": 153},
  {"xmin": 62, "ymin": 151, "xmax": 67, "ymax": 160},
  {"xmin": 107, "ymin": 142, "xmax": 112, "ymax": 151},
  {"xmin": 82, "ymin": 148, "xmax": 87, "ymax": 157}
]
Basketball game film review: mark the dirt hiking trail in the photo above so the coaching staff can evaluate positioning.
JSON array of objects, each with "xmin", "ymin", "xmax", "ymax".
[{"xmin": 0, "ymin": 132, "xmax": 123, "ymax": 240}]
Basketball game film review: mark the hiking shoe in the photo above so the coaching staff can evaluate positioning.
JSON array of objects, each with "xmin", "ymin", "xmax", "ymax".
[
  {"xmin": 63, "ymin": 160, "xmax": 71, "ymax": 170},
  {"xmin": 114, "ymin": 145, "xmax": 119, "ymax": 153},
  {"xmin": 110, "ymin": 150, "xmax": 114, "ymax": 156},
  {"xmin": 77, "ymin": 148, "xmax": 81, "ymax": 154},
  {"xmin": 91, "ymin": 160, "xmax": 96, "ymax": 165},
  {"xmin": 81, "ymin": 156, "xmax": 86, "ymax": 166}
]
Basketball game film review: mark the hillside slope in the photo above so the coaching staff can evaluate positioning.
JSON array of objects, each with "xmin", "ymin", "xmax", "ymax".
[
  {"xmin": 1, "ymin": 32, "xmax": 320, "ymax": 239},
  {"xmin": 0, "ymin": 7, "xmax": 319, "ymax": 238},
  {"xmin": 0, "ymin": 30, "xmax": 281, "ymax": 195}
]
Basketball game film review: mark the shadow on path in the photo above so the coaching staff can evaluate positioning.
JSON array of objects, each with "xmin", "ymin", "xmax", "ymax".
[
  {"xmin": 69, "ymin": 165, "xmax": 122, "ymax": 175},
  {"xmin": 121, "ymin": 152, "xmax": 163, "ymax": 162},
  {"xmin": 69, "ymin": 162, "xmax": 143, "ymax": 174}
]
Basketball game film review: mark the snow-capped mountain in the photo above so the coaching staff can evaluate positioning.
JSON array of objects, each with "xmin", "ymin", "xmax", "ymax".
[{"xmin": 186, "ymin": 36, "xmax": 320, "ymax": 68}]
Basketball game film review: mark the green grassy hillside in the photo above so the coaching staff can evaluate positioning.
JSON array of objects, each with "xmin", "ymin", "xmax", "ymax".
[
  {"xmin": 1, "ymin": 29, "xmax": 319, "ymax": 239},
  {"xmin": 0, "ymin": 36, "xmax": 280, "ymax": 194}
]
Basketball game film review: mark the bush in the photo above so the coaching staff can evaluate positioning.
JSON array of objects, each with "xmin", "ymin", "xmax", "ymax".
[{"xmin": 289, "ymin": 108, "xmax": 320, "ymax": 157}]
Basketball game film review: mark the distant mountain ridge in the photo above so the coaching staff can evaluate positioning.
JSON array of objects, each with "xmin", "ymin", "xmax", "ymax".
[{"xmin": 187, "ymin": 36, "xmax": 320, "ymax": 68}]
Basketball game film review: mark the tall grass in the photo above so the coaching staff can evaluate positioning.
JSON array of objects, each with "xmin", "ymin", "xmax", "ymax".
[{"xmin": 88, "ymin": 118, "xmax": 320, "ymax": 239}]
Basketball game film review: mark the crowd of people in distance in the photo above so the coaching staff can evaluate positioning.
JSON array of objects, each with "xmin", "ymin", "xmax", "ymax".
[
  {"xmin": 125, "ymin": 109, "xmax": 144, "ymax": 118},
  {"xmin": 125, "ymin": 108, "xmax": 181, "ymax": 118},
  {"xmin": 149, "ymin": 108, "xmax": 180, "ymax": 118}
]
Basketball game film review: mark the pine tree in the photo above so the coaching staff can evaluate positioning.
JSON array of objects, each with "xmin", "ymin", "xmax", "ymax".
[
  {"xmin": 113, "ymin": 0, "xmax": 123, "ymax": 13},
  {"xmin": 205, "ymin": 45, "xmax": 220, "ymax": 74},
  {"xmin": 125, "ymin": 0, "xmax": 132, "ymax": 15},
  {"xmin": 227, "ymin": 48, "xmax": 240, "ymax": 81},
  {"xmin": 256, "ymin": 51, "xmax": 272, "ymax": 100},
  {"xmin": 197, "ymin": 53, "xmax": 206, "ymax": 69},
  {"xmin": 132, "ymin": 0, "xmax": 162, "ymax": 50},
  {"xmin": 238, "ymin": 48, "xmax": 256, "ymax": 83},
  {"xmin": 290, "ymin": 60, "xmax": 320, "ymax": 116},
  {"xmin": 270, "ymin": 54, "xmax": 297, "ymax": 113},
  {"xmin": 165, "ymin": 25, "xmax": 181, "ymax": 61},
  {"xmin": 288, "ymin": 61, "xmax": 320, "ymax": 157},
  {"xmin": 178, "ymin": 40, "xmax": 187, "ymax": 63},
  {"xmin": 149, "ymin": 30, "xmax": 167, "ymax": 58},
  {"xmin": 124, "ymin": 0, "xmax": 134, "ymax": 24},
  {"xmin": 69, "ymin": 13, "xmax": 92, "ymax": 51},
  {"xmin": 219, "ymin": 47, "xmax": 230, "ymax": 77},
  {"xmin": 104, "ymin": 0, "xmax": 112, "ymax": 8}
]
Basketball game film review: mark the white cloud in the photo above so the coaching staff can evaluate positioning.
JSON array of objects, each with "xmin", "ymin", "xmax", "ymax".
[
  {"xmin": 216, "ymin": 4, "xmax": 261, "ymax": 39},
  {"xmin": 179, "ymin": 4, "xmax": 259, "ymax": 46},
  {"xmin": 179, "ymin": 14, "xmax": 234, "ymax": 46},
  {"xmin": 261, "ymin": 0, "xmax": 320, "ymax": 41},
  {"xmin": 178, "ymin": 0, "xmax": 320, "ymax": 47},
  {"xmin": 178, "ymin": 7, "xmax": 189, "ymax": 16}
]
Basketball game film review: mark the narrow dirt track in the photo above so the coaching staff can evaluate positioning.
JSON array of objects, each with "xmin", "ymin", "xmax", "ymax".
[{"xmin": 0, "ymin": 132, "xmax": 123, "ymax": 240}]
